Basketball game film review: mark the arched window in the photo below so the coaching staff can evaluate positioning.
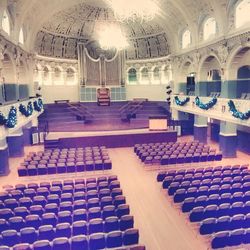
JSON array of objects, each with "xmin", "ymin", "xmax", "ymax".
[
  {"xmin": 2, "ymin": 10, "xmax": 10, "ymax": 35},
  {"xmin": 235, "ymin": 0, "xmax": 250, "ymax": 28},
  {"xmin": 152, "ymin": 67, "xmax": 160, "ymax": 84},
  {"xmin": 141, "ymin": 67, "xmax": 149, "ymax": 84},
  {"xmin": 203, "ymin": 17, "xmax": 216, "ymax": 40},
  {"xmin": 43, "ymin": 66, "xmax": 51, "ymax": 85},
  {"xmin": 128, "ymin": 68, "xmax": 137, "ymax": 83},
  {"xmin": 54, "ymin": 67, "xmax": 63, "ymax": 85},
  {"xmin": 182, "ymin": 30, "xmax": 191, "ymax": 49},
  {"xmin": 19, "ymin": 27, "xmax": 24, "ymax": 44},
  {"xmin": 66, "ymin": 68, "xmax": 77, "ymax": 85}
]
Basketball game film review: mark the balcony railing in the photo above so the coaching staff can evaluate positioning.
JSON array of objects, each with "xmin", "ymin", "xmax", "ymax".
[{"xmin": 172, "ymin": 95, "xmax": 250, "ymax": 126}]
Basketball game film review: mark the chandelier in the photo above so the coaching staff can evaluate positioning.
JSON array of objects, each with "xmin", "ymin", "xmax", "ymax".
[
  {"xmin": 97, "ymin": 23, "xmax": 128, "ymax": 50},
  {"xmin": 107, "ymin": 0, "xmax": 159, "ymax": 23}
]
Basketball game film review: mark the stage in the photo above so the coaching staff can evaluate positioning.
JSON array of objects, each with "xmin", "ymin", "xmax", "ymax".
[{"xmin": 46, "ymin": 128, "xmax": 177, "ymax": 148}]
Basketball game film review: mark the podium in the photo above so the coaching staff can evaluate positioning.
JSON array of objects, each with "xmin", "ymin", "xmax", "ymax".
[{"xmin": 149, "ymin": 116, "xmax": 168, "ymax": 131}]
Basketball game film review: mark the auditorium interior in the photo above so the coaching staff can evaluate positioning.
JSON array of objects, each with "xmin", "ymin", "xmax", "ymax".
[{"xmin": 0, "ymin": 0, "xmax": 250, "ymax": 249}]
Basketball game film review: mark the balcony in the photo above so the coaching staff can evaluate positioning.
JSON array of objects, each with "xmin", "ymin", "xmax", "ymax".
[{"xmin": 172, "ymin": 95, "xmax": 250, "ymax": 126}]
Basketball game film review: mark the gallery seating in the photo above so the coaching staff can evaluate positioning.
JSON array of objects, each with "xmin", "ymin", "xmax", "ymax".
[
  {"xmin": 18, "ymin": 146, "xmax": 112, "ymax": 177},
  {"xmin": 0, "ymin": 176, "xmax": 142, "ymax": 249},
  {"xmin": 157, "ymin": 164, "xmax": 250, "ymax": 249},
  {"xmin": 134, "ymin": 141, "xmax": 222, "ymax": 166}
]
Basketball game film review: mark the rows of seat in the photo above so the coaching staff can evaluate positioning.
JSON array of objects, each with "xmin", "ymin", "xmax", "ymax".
[
  {"xmin": 157, "ymin": 165, "xmax": 250, "ymax": 249},
  {"xmin": 0, "ymin": 229, "xmax": 140, "ymax": 249},
  {"xmin": 134, "ymin": 141, "xmax": 222, "ymax": 165},
  {"xmin": 18, "ymin": 147, "xmax": 112, "ymax": 176},
  {"xmin": 0, "ymin": 176, "xmax": 141, "ymax": 248}
]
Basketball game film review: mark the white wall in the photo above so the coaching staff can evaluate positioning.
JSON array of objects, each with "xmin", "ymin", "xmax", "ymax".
[
  {"xmin": 126, "ymin": 85, "xmax": 167, "ymax": 101},
  {"xmin": 41, "ymin": 85, "xmax": 79, "ymax": 104}
]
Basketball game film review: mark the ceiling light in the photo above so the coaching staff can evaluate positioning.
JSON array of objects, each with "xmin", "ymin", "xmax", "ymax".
[
  {"xmin": 98, "ymin": 23, "xmax": 128, "ymax": 50},
  {"xmin": 107, "ymin": 0, "xmax": 159, "ymax": 23}
]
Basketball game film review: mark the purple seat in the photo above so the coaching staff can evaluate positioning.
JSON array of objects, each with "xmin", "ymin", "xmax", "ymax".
[{"xmin": 18, "ymin": 167, "xmax": 27, "ymax": 177}]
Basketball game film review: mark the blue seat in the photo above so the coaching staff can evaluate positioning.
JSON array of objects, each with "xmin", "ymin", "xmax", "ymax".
[
  {"xmin": 45, "ymin": 204, "xmax": 58, "ymax": 215},
  {"xmin": 89, "ymin": 207, "xmax": 102, "ymax": 220},
  {"xmin": 0, "ymin": 219, "xmax": 9, "ymax": 233},
  {"xmin": 72, "ymin": 220, "xmax": 87, "ymax": 236},
  {"xmin": 102, "ymin": 205, "xmax": 116, "ymax": 219},
  {"xmin": 58, "ymin": 211, "xmax": 72, "ymax": 224},
  {"xmin": 114, "ymin": 195, "xmax": 126, "ymax": 207},
  {"xmin": 0, "ymin": 208, "xmax": 14, "ymax": 220},
  {"xmin": 38, "ymin": 225, "xmax": 55, "ymax": 241},
  {"xmin": 47, "ymin": 194, "xmax": 60, "ymax": 205},
  {"xmin": 106, "ymin": 231, "xmax": 123, "ymax": 248},
  {"xmin": 9, "ymin": 216, "xmax": 25, "ymax": 231},
  {"xmin": 203, "ymin": 205, "xmax": 218, "ymax": 220},
  {"xmin": 123, "ymin": 228, "xmax": 139, "ymax": 246},
  {"xmin": 200, "ymin": 218, "xmax": 216, "ymax": 235},
  {"xmin": 100, "ymin": 196, "xmax": 112, "ymax": 209},
  {"xmin": 182, "ymin": 197, "xmax": 195, "ymax": 213},
  {"xmin": 33, "ymin": 196, "xmax": 47, "ymax": 207},
  {"xmin": 13, "ymin": 243, "xmax": 31, "ymax": 250},
  {"xmin": 19, "ymin": 197, "xmax": 33, "ymax": 209},
  {"xmin": 89, "ymin": 218, "xmax": 104, "ymax": 234},
  {"xmin": 162, "ymin": 176, "xmax": 173, "ymax": 189},
  {"xmin": 111, "ymin": 188, "xmax": 123, "ymax": 198},
  {"xmin": 55, "ymin": 223, "xmax": 71, "ymax": 238},
  {"xmin": 173, "ymin": 189, "xmax": 186, "ymax": 203},
  {"xmin": 4, "ymin": 199, "xmax": 19, "ymax": 210},
  {"xmin": 20, "ymin": 227, "xmax": 37, "ymax": 244},
  {"xmin": 211, "ymin": 231, "xmax": 229, "ymax": 249},
  {"xmin": 215, "ymin": 216, "xmax": 230, "ymax": 232},
  {"xmin": 74, "ymin": 192, "xmax": 86, "ymax": 202},
  {"xmin": 25, "ymin": 215, "xmax": 41, "ymax": 230},
  {"xmin": 217, "ymin": 203, "xmax": 231, "ymax": 218},
  {"xmin": 73, "ymin": 209, "xmax": 87, "ymax": 222},
  {"xmin": 89, "ymin": 233, "xmax": 105, "ymax": 250},
  {"xmin": 116, "ymin": 204, "xmax": 130, "ymax": 218},
  {"xmin": 120, "ymin": 215, "xmax": 134, "ymax": 231},
  {"xmin": 105, "ymin": 216, "xmax": 119, "ymax": 233},
  {"xmin": 33, "ymin": 240, "xmax": 52, "ymax": 250},
  {"xmin": 42, "ymin": 213, "xmax": 57, "ymax": 227},
  {"xmin": 189, "ymin": 206, "xmax": 204, "ymax": 222},
  {"xmin": 52, "ymin": 237, "xmax": 70, "ymax": 250},
  {"xmin": 30, "ymin": 205, "xmax": 44, "ymax": 217},
  {"xmin": 1, "ymin": 229, "xmax": 20, "ymax": 247},
  {"xmin": 71, "ymin": 235, "xmax": 88, "ymax": 250},
  {"xmin": 230, "ymin": 214, "xmax": 245, "ymax": 230},
  {"xmin": 14, "ymin": 207, "xmax": 29, "ymax": 219},
  {"xmin": 73, "ymin": 200, "xmax": 86, "ymax": 210},
  {"xmin": 230, "ymin": 202, "xmax": 244, "ymax": 216},
  {"xmin": 228, "ymin": 228, "xmax": 244, "ymax": 247}
]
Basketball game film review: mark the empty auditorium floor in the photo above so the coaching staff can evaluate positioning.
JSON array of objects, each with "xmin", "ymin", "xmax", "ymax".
[{"xmin": 1, "ymin": 136, "xmax": 250, "ymax": 250}]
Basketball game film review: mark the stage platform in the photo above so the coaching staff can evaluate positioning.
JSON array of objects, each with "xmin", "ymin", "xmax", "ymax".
[{"xmin": 46, "ymin": 129, "xmax": 177, "ymax": 148}]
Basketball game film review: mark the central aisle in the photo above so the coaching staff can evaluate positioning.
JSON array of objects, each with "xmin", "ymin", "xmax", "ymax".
[{"xmin": 109, "ymin": 147, "xmax": 209, "ymax": 250}]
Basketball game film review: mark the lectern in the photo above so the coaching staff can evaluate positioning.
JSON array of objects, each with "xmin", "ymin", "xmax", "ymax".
[{"xmin": 149, "ymin": 116, "xmax": 168, "ymax": 131}]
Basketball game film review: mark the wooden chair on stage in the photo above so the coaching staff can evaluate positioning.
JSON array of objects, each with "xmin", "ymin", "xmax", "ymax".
[{"xmin": 97, "ymin": 88, "xmax": 110, "ymax": 106}]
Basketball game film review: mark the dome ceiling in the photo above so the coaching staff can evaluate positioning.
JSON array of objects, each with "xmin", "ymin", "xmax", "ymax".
[
  {"xmin": 6, "ymin": 0, "xmax": 230, "ymax": 60},
  {"xmin": 35, "ymin": 2, "xmax": 170, "ymax": 60}
]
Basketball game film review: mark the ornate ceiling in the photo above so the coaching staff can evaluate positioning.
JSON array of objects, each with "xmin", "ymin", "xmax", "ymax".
[{"xmin": 2, "ymin": 0, "xmax": 231, "ymax": 60}]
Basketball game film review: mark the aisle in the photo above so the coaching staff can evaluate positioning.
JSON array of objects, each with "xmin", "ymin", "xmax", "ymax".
[{"xmin": 109, "ymin": 147, "xmax": 209, "ymax": 250}]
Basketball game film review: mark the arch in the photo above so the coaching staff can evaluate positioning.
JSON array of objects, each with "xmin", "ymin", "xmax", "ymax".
[
  {"xmin": 1, "ymin": 53, "xmax": 15, "ymax": 83},
  {"xmin": 54, "ymin": 66, "xmax": 63, "ymax": 85},
  {"xmin": 182, "ymin": 29, "xmax": 191, "ymax": 49},
  {"xmin": 198, "ymin": 55, "xmax": 221, "ymax": 81},
  {"xmin": 161, "ymin": 65, "xmax": 172, "ymax": 84},
  {"xmin": 203, "ymin": 17, "xmax": 217, "ymax": 41},
  {"xmin": 19, "ymin": 27, "xmax": 24, "ymax": 45},
  {"xmin": 235, "ymin": 0, "xmax": 250, "ymax": 28},
  {"xmin": 152, "ymin": 66, "xmax": 160, "ymax": 84},
  {"xmin": 127, "ymin": 67, "xmax": 137, "ymax": 83},
  {"xmin": 140, "ymin": 67, "xmax": 149, "ymax": 84},
  {"xmin": 42, "ymin": 65, "xmax": 51, "ymax": 85},
  {"xmin": 66, "ymin": 67, "xmax": 77, "ymax": 85},
  {"xmin": 1, "ymin": 10, "xmax": 10, "ymax": 36},
  {"xmin": 18, "ymin": 60, "xmax": 28, "ymax": 84},
  {"xmin": 226, "ymin": 45, "xmax": 250, "ymax": 80}
]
